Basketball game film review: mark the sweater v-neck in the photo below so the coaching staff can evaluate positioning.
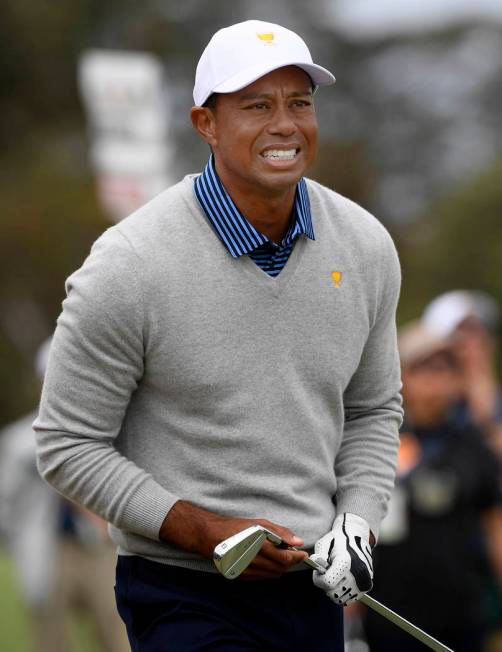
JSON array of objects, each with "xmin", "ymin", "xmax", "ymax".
[{"xmin": 183, "ymin": 175, "xmax": 313, "ymax": 298}]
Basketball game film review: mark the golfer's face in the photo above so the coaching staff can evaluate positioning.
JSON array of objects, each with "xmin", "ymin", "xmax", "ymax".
[{"xmin": 210, "ymin": 66, "xmax": 318, "ymax": 196}]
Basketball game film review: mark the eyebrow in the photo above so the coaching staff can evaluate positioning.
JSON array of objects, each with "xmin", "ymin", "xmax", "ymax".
[{"xmin": 239, "ymin": 89, "xmax": 313, "ymax": 101}]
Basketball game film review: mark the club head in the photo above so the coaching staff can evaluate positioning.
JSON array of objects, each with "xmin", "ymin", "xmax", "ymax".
[
  {"xmin": 213, "ymin": 525, "xmax": 268, "ymax": 579},
  {"xmin": 213, "ymin": 525, "xmax": 328, "ymax": 579}
]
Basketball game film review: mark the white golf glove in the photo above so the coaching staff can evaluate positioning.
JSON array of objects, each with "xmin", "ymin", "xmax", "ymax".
[{"xmin": 311, "ymin": 512, "xmax": 373, "ymax": 606}]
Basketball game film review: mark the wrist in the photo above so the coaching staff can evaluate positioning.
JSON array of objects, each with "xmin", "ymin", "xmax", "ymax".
[
  {"xmin": 334, "ymin": 512, "xmax": 374, "ymax": 545},
  {"xmin": 159, "ymin": 500, "xmax": 219, "ymax": 556}
]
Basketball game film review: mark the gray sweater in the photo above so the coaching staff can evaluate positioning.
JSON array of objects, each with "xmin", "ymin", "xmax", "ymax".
[{"xmin": 34, "ymin": 175, "xmax": 403, "ymax": 571}]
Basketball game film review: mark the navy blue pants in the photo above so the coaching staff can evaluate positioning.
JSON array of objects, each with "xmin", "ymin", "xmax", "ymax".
[{"xmin": 115, "ymin": 556, "xmax": 344, "ymax": 651}]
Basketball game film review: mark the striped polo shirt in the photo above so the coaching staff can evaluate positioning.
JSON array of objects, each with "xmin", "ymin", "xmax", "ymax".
[{"xmin": 193, "ymin": 156, "xmax": 315, "ymax": 277}]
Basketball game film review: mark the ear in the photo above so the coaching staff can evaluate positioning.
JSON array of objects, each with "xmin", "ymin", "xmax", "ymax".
[{"xmin": 190, "ymin": 106, "xmax": 218, "ymax": 148}]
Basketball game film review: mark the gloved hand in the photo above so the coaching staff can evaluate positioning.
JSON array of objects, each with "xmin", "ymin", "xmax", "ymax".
[{"xmin": 311, "ymin": 512, "xmax": 373, "ymax": 606}]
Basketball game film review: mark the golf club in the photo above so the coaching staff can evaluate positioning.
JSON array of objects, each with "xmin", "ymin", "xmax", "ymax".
[
  {"xmin": 213, "ymin": 525, "xmax": 454, "ymax": 652},
  {"xmin": 213, "ymin": 524, "xmax": 281, "ymax": 578}
]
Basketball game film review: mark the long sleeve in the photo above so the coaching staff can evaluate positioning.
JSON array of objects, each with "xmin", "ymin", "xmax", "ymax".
[
  {"xmin": 34, "ymin": 229, "xmax": 178, "ymax": 541},
  {"xmin": 35, "ymin": 177, "xmax": 406, "ymax": 567},
  {"xmin": 334, "ymin": 228, "xmax": 403, "ymax": 539}
]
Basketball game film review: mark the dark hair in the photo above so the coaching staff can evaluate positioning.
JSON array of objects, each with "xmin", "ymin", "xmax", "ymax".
[{"xmin": 203, "ymin": 93, "xmax": 218, "ymax": 109}]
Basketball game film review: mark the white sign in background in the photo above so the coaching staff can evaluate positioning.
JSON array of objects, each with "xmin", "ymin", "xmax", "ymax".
[{"xmin": 78, "ymin": 49, "xmax": 173, "ymax": 222}]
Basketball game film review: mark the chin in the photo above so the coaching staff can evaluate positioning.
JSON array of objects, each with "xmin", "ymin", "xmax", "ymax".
[{"xmin": 257, "ymin": 170, "xmax": 304, "ymax": 193}]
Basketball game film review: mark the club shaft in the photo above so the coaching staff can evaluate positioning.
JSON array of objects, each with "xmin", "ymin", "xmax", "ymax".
[
  {"xmin": 215, "ymin": 531, "xmax": 453, "ymax": 652},
  {"xmin": 360, "ymin": 594, "xmax": 454, "ymax": 652},
  {"xmin": 303, "ymin": 557, "xmax": 452, "ymax": 652}
]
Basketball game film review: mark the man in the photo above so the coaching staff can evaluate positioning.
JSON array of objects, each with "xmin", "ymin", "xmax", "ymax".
[
  {"xmin": 422, "ymin": 290, "xmax": 502, "ymax": 648},
  {"xmin": 35, "ymin": 20, "xmax": 403, "ymax": 651},
  {"xmin": 363, "ymin": 321, "xmax": 502, "ymax": 652},
  {"xmin": 423, "ymin": 290, "xmax": 502, "ymax": 461}
]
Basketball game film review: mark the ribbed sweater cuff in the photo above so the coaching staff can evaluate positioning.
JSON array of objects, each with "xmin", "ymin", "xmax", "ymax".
[
  {"xmin": 120, "ymin": 477, "xmax": 179, "ymax": 541},
  {"xmin": 335, "ymin": 489, "xmax": 386, "ymax": 541}
]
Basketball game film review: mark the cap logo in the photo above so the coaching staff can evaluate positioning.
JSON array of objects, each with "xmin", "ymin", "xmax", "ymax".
[{"xmin": 256, "ymin": 32, "xmax": 275, "ymax": 45}]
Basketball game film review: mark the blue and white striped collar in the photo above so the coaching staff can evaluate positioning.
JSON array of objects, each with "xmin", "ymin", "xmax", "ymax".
[{"xmin": 193, "ymin": 155, "xmax": 315, "ymax": 258}]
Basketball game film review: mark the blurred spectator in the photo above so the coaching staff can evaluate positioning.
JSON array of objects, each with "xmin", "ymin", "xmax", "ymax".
[
  {"xmin": 0, "ymin": 339, "xmax": 129, "ymax": 652},
  {"xmin": 363, "ymin": 321, "xmax": 502, "ymax": 652},
  {"xmin": 423, "ymin": 290, "xmax": 502, "ymax": 651},
  {"xmin": 423, "ymin": 290, "xmax": 502, "ymax": 462}
]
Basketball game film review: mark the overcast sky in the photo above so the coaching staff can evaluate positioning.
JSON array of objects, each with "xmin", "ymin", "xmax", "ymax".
[{"xmin": 327, "ymin": 0, "xmax": 502, "ymax": 38}]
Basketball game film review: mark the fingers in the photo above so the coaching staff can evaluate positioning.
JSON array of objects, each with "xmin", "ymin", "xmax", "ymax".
[
  {"xmin": 313, "ymin": 556, "xmax": 371, "ymax": 606},
  {"xmin": 257, "ymin": 541, "xmax": 307, "ymax": 568},
  {"xmin": 208, "ymin": 515, "xmax": 307, "ymax": 578},
  {"xmin": 314, "ymin": 532, "xmax": 334, "ymax": 559},
  {"xmin": 312, "ymin": 516, "xmax": 373, "ymax": 607},
  {"xmin": 256, "ymin": 520, "xmax": 305, "ymax": 548},
  {"xmin": 248, "ymin": 521, "xmax": 307, "ymax": 578},
  {"xmin": 328, "ymin": 590, "xmax": 360, "ymax": 607},
  {"xmin": 314, "ymin": 562, "xmax": 363, "ymax": 606},
  {"xmin": 261, "ymin": 541, "xmax": 308, "ymax": 566},
  {"xmin": 242, "ymin": 542, "xmax": 307, "ymax": 578},
  {"xmin": 328, "ymin": 577, "xmax": 360, "ymax": 606},
  {"xmin": 313, "ymin": 556, "xmax": 348, "ymax": 592}
]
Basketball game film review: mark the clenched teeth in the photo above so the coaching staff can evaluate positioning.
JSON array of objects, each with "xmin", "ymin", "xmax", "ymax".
[{"xmin": 262, "ymin": 149, "xmax": 297, "ymax": 160}]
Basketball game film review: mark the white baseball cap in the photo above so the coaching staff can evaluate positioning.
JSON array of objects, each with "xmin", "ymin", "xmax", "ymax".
[
  {"xmin": 398, "ymin": 321, "xmax": 451, "ymax": 368},
  {"xmin": 422, "ymin": 290, "xmax": 500, "ymax": 338},
  {"xmin": 193, "ymin": 20, "xmax": 336, "ymax": 106}
]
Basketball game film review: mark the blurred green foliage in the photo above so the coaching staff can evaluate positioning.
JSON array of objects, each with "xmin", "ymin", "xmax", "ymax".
[
  {"xmin": 1, "ymin": 1, "xmax": 502, "ymax": 428},
  {"xmin": 0, "ymin": 132, "xmax": 108, "ymax": 423},
  {"xmin": 0, "ymin": 550, "xmax": 103, "ymax": 651},
  {"xmin": 0, "ymin": 0, "xmax": 116, "ymax": 424},
  {"xmin": 397, "ymin": 160, "xmax": 502, "ymax": 353},
  {"xmin": 0, "ymin": 551, "xmax": 30, "ymax": 651}
]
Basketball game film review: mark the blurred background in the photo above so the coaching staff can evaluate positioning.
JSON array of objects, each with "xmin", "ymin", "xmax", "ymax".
[{"xmin": 1, "ymin": 0, "xmax": 502, "ymax": 650}]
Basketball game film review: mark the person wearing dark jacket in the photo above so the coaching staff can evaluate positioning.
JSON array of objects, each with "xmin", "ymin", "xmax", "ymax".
[{"xmin": 364, "ymin": 321, "xmax": 502, "ymax": 652}]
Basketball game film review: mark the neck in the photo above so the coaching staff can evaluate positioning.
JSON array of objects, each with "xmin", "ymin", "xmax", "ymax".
[
  {"xmin": 230, "ymin": 189, "xmax": 296, "ymax": 243},
  {"xmin": 214, "ymin": 163, "xmax": 297, "ymax": 244}
]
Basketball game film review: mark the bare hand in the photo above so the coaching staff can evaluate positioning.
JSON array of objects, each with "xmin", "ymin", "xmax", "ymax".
[
  {"xmin": 455, "ymin": 330, "xmax": 498, "ymax": 424},
  {"xmin": 160, "ymin": 500, "xmax": 307, "ymax": 578}
]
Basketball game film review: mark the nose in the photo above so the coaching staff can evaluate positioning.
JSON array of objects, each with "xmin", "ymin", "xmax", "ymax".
[{"xmin": 266, "ymin": 104, "xmax": 297, "ymax": 137}]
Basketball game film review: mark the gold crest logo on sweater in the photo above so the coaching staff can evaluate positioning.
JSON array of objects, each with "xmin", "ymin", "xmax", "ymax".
[
  {"xmin": 256, "ymin": 32, "xmax": 275, "ymax": 45},
  {"xmin": 331, "ymin": 271, "xmax": 342, "ymax": 288}
]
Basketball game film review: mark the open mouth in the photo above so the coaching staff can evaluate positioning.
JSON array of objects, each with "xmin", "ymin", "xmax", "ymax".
[{"xmin": 260, "ymin": 147, "xmax": 300, "ymax": 161}]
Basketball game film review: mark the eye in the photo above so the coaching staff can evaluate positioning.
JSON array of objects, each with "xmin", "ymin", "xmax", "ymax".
[
  {"xmin": 291, "ymin": 99, "xmax": 312, "ymax": 108},
  {"xmin": 243, "ymin": 102, "xmax": 270, "ymax": 110}
]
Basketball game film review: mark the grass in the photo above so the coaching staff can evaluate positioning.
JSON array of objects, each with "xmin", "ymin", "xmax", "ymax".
[
  {"xmin": 0, "ymin": 549, "xmax": 101, "ymax": 652},
  {"xmin": 0, "ymin": 550, "xmax": 30, "ymax": 651}
]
